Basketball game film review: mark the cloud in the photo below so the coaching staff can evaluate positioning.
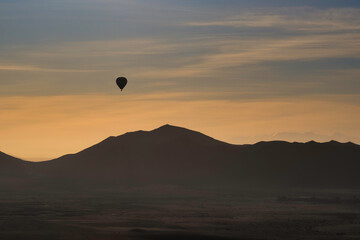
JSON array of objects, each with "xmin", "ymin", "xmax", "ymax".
[
  {"xmin": 187, "ymin": 8, "xmax": 360, "ymax": 32},
  {"xmin": 0, "ymin": 3, "xmax": 359, "ymax": 106},
  {"xmin": 3, "ymin": 30, "xmax": 360, "ymax": 76},
  {"xmin": 1, "ymin": 5, "xmax": 360, "ymax": 98},
  {"xmin": 132, "ymin": 32, "xmax": 360, "ymax": 80},
  {"xmin": 0, "ymin": 64, "xmax": 99, "ymax": 72},
  {"xmin": 2, "ymin": 29, "xmax": 359, "ymax": 97}
]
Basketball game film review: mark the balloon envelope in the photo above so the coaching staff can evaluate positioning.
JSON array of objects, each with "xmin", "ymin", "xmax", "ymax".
[{"xmin": 116, "ymin": 77, "xmax": 127, "ymax": 91}]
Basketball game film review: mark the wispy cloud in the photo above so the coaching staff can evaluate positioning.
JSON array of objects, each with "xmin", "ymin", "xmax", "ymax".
[
  {"xmin": 0, "ymin": 64, "xmax": 99, "ymax": 72},
  {"xmin": 132, "ymin": 32, "xmax": 360, "ymax": 79},
  {"xmin": 187, "ymin": 8, "xmax": 360, "ymax": 32},
  {"xmin": 2, "ymin": 6, "xmax": 360, "ymax": 95}
]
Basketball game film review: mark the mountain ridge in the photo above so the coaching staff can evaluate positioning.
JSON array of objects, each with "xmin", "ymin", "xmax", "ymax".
[
  {"xmin": 1, "ymin": 124, "xmax": 360, "ymax": 188},
  {"xmin": 2, "ymin": 124, "xmax": 358, "ymax": 163}
]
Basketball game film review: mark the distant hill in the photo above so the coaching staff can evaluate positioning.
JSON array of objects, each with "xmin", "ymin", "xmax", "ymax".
[
  {"xmin": 236, "ymin": 131, "xmax": 359, "ymax": 145},
  {"xmin": 0, "ymin": 151, "xmax": 33, "ymax": 188},
  {"xmin": 0, "ymin": 151, "xmax": 29, "ymax": 175},
  {"xmin": 1, "ymin": 124, "xmax": 360, "ymax": 188}
]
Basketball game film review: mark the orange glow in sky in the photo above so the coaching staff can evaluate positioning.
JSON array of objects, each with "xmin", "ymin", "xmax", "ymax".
[{"xmin": 1, "ymin": 94, "xmax": 359, "ymax": 161}]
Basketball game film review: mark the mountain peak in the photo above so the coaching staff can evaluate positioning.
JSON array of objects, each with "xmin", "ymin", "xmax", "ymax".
[
  {"xmin": 151, "ymin": 124, "xmax": 193, "ymax": 134},
  {"xmin": 153, "ymin": 124, "xmax": 180, "ymax": 130}
]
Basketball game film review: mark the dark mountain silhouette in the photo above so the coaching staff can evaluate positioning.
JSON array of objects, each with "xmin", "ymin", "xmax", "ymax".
[
  {"xmin": 0, "ymin": 151, "xmax": 29, "ymax": 176},
  {"xmin": 1, "ymin": 124, "xmax": 360, "ymax": 188},
  {"xmin": 35, "ymin": 125, "xmax": 235, "ymax": 185},
  {"xmin": 0, "ymin": 151, "xmax": 33, "ymax": 189}
]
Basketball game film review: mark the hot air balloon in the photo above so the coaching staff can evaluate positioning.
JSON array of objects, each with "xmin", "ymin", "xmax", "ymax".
[{"xmin": 116, "ymin": 77, "xmax": 127, "ymax": 91}]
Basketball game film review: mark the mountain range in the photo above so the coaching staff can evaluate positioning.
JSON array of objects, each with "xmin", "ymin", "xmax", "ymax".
[{"xmin": 1, "ymin": 124, "xmax": 360, "ymax": 188}]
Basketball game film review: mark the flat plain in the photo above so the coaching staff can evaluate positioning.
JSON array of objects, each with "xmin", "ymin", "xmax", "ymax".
[{"xmin": 1, "ymin": 186, "xmax": 359, "ymax": 240}]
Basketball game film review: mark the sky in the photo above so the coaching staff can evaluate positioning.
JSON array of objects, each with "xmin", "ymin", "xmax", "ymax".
[{"xmin": 1, "ymin": 0, "xmax": 360, "ymax": 161}]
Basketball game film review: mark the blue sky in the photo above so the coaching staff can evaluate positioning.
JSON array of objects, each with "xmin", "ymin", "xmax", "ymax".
[{"xmin": 1, "ymin": 0, "xmax": 360, "ymax": 160}]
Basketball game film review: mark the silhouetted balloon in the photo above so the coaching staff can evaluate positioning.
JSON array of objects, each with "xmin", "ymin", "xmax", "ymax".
[{"xmin": 116, "ymin": 77, "xmax": 127, "ymax": 91}]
